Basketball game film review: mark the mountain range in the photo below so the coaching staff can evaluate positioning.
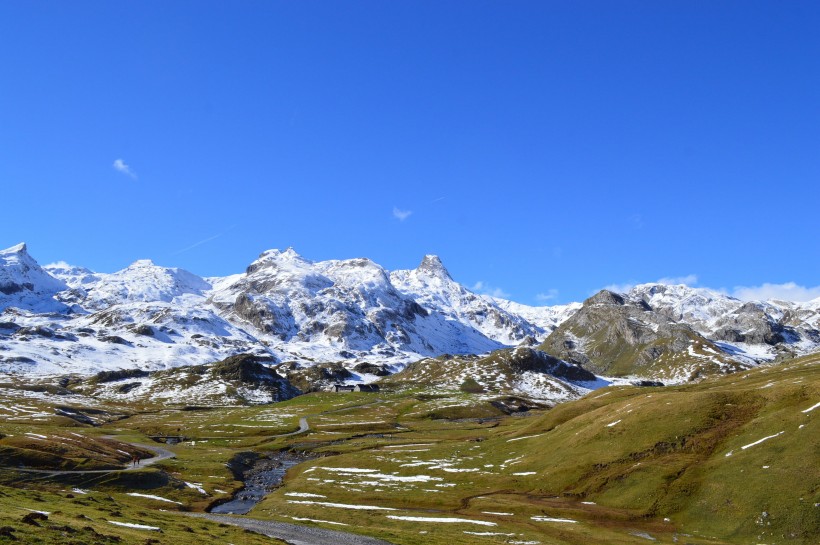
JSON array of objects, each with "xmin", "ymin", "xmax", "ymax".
[{"xmin": 1, "ymin": 242, "xmax": 819, "ymax": 399}]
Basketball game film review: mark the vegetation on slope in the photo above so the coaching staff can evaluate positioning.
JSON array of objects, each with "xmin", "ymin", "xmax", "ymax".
[{"xmin": 0, "ymin": 352, "xmax": 816, "ymax": 545}]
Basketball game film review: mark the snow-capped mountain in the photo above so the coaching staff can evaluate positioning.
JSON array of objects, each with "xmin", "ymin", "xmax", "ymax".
[
  {"xmin": 0, "ymin": 245, "xmax": 555, "ymax": 375},
  {"xmin": 0, "ymin": 243, "xmax": 818, "ymax": 383},
  {"xmin": 626, "ymin": 283, "xmax": 820, "ymax": 361},
  {"xmin": 0, "ymin": 243, "xmax": 68, "ymax": 313},
  {"xmin": 390, "ymin": 255, "xmax": 546, "ymax": 345},
  {"xmin": 209, "ymin": 249, "xmax": 506, "ymax": 361}
]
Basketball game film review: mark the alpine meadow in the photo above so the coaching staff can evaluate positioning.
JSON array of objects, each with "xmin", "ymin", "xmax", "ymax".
[{"xmin": 1, "ymin": 3, "xmax": 818, "ymax": 545}]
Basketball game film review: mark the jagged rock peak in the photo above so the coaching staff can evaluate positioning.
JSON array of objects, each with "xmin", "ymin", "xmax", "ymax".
[
  {"xmin": 247, "ymin": 247, "xmax": 310, "ymax": 275},
  {"xmin": 1, "ymin": 242, "xmax": 28, "ymax": 255},
  {"xmin": 259, "ymin": 247, "xmax": 302, "ymax": 260},
  {"xmin": 585, "ymin": 289, "xmax": 626, "ymax": 306},
  {"xmin": 417, "ymin": 254, "xmax": 452, "ymax": 279},
  {"xmin": 128, "ymin": 259, "xmax": 157, "ymax": 267}
]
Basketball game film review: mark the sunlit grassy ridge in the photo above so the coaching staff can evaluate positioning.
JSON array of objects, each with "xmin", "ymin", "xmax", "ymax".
[{"xmin": 0, "ymin": 353, "xmax": 817, "ymax": 544}]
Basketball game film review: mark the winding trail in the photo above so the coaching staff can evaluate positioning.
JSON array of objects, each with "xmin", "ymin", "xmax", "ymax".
[
  {"xmin": 191, "ymin": 513, "xmax": 396, "ymax": 545},
  {"xmin": 2, "ymin": 441, "xmax": 175, "ymax": 475}
]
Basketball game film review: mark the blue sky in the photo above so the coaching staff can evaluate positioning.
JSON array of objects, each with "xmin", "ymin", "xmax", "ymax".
[{"xmin": 1, "ymin": 1, "xmax": 818, "ymax": 304}]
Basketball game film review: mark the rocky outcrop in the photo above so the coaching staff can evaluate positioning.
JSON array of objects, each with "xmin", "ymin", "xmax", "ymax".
[{"xmin": 540, "ymin": 290, "xmax": 737, "ymax": 379}]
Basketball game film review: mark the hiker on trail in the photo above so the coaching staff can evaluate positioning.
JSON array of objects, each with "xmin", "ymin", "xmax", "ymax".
[{"xmin": 132, "ymin": 455, "xmax": 138, "ymax": 467}]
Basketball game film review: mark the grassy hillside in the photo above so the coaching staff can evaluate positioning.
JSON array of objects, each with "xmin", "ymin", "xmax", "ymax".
[{"xmin": 0, "ymin": 352, "xmax": 817, "ymax": 545}]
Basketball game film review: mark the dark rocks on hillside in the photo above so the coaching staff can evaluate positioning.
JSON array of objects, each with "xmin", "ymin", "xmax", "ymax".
[
  {"xmin": 132, "ymin": 324, "xmax": 154, "ymax": 336},
  {"xmin": 92, "ymin": 369, "xmax": 149, "ymax": 383},
  {"xmin": 206, "ymin": 354, "xmax": 300, "ymax": 402},
  {"xmin": 0, "ymin": 322, "xmax": 21, "ymax": 334},
  {"xmin": 13, "ymin": 326, "xmax": 55, "ymax": 338},
  {"xmin": 210, "ymin": 354, "xmax": 277, "ymax": 382},
  {"xmin": 0, "ymin": 282, "xmax": 34, "ymax": 295},
  {"xmin": 505, "ymin": 347, "xmax": 596, "ymax": 382},
  {"xmin": 232, "ymin": 293, "xmax": 296, "ymax": 339},
  {"xmin": 712, "ymin": 304, "xmax": 798, "ymax": 346},
  {"xmin": 631, "ymin": 380, "xmax": 665, "ymax": 387},
  {"xmin": 116, "ymin": 382, "xmax": 142, "ymax": 394},
  {"xmin": 353, "ymin": 362, "xmax": 390, "ymax": 376},
  {"xmin": 283, "ymin": 362, "xmax": 353, "ymax": 392},
  {"xmin": 0, "ymin": 355, "xmax": 36, "ymax": 364},
  {"xmin": 517, "ymin": 335, "xmax": 539, "ymax": 347},
  {"xmin": 99, "ymin": 335, "xmax": 131, "ymax": 345},
  {"xmin": 21, "ymin": 512, "xmax": 47, "ymax": 525}
]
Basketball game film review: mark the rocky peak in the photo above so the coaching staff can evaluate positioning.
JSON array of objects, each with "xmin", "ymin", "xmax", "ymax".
[
  {"xmin": 585, "ymin": 290, "xmax": 626, "ymax": 307},
  {"xmin": 0, "ymin": 242, "xmax": 68, "ymax": 311},
  {"xmin": 1, "ymin": 242, "xmax": 28, "ymax": 255},
  {"xmin": 416, "ymin": 254, "xmax": 452, "ymax": 280},
  {"xmin": 247, "ymin": 248, "xmax": 310, "ymax": 274},
  {"xmin": 128, "ymin": 259, "xmax": 156, "ymax": 268}
]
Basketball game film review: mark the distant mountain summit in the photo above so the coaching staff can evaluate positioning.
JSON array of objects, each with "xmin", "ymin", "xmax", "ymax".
[
  {"xmin": 0, "ymin": 243, "xmax": 818, "ymax": 388},
  {"xmin": 0, "ymin": 242, "xmax": 68, "ymax": 313}
]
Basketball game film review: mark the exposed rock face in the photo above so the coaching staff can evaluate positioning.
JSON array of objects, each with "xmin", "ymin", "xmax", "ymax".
[
  {"xmin": 712, "ymin": 302, "xmax": 794, "ymax": 345},
  {"xmin": 502, "ymin": 347, "xmax": 596, "ymax": 382},
  {"xmin": 539, "ymin": 290, "xmax": 740, "ymax": 379},
  {"xmin": 0, "ymin": 243, "xmax": 68, "ymax": 312},
  {"xmin": 1, "ymin": 242, "xmax": 818, "ymax": 386},
  {"xmin": 417, "ymin": 254, "xmax": 452, "ymax": 279}
]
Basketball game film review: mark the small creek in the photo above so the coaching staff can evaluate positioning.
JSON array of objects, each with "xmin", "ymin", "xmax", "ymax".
[{"xmin": 210, "ymin": 450, "xmax": 315, "ymax": 515}]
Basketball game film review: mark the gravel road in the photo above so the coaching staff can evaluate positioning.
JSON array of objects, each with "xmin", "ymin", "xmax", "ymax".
[{"xmin": 193, "ymin": 513, "xmax": 397, "ymax": 545}]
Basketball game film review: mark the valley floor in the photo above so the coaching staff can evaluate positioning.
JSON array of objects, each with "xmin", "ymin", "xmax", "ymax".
[{"xmin": 0, "ymin": 352, "xmax": 818, "ymax": 545}]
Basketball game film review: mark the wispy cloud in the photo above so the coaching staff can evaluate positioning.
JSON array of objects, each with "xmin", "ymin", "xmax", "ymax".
[
  {"xmin": 731, "ymin": 282, "xmax": 820, "ymax": 302},
  {"xmin": 629, "ymin": 213, "xmax": 644, "ymax": 229},
  {"xmin": 172, "ymin": 226, "xmax": 236, "ymax": 256},
  {"xmin": 602, "ymin": 274, "xmax": 698, "ymax": 294},
  {"xmin": 472, "ymin": 281, "xmax": 510, "ymax": 299},
  {"xmin": 392, "ymin": 207, "xmax": 413, "ymax": 221},
  {"xmin": 598, "ymin": 276, "xmax": 820, "ymax": 303},
  {"xmin": 432, "ymin": 196, "xmax": 446, "ymax": 203},
  {"xmin": 113, "ymin": 158, "xmax": 137, "ymax": 179},
  {"xmin": 657, "ymin": 274, "xmax": 698, "ymax": 286},
  {"xmin": 535, "ymin": 289, "xmax": 559, "ymax": 302},
  {"xmin": 602, "ymin": 282, "xmax": 637, "ymax": 294}
]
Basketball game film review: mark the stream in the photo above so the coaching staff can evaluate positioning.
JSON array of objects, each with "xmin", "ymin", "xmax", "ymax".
[{"xmin": 210, "ymin": 450, "xmax": 315, "ymax": 515}]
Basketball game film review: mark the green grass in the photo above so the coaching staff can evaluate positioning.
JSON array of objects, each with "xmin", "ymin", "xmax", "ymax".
[{"xmin": 0, "ymin": 353, "xmax": 818, "ymax": 544}]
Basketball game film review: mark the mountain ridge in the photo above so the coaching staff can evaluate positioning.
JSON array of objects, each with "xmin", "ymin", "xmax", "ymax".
[{"xmin": 1, "ymin": 243, "xmax": 818, "ymax": 389}]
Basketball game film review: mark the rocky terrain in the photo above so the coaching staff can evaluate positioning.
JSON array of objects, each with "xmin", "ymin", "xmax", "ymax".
[{"xmin": 1, "ymin": 242, "xmax": 819, "ymax": 397}]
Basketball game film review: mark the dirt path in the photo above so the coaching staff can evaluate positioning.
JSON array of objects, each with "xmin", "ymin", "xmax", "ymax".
[
  {"xmin": 3, "ymin": 441, "xmax": 175, "ymax": 475},
  {"xmin": 191, "ymin": 513, "xmax": 396, "ymax": 545}
]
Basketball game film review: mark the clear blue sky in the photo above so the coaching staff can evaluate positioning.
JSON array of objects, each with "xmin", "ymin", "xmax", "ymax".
[{"xmin": 1, "ymin": 1, "xmax": 818, "ymax": 304}]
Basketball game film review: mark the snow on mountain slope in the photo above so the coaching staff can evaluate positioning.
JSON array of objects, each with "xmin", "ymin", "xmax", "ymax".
[
  {"xmin": 626, "ymin": 283, "xmax": 820, "ymax": 361},
  {"xmin": 1, "ymin": 243, "xmax": 818, "ymax": 381},
  {"xmin": 491, "ymin": 297, "xmax": 581, "ymax": 338},
  {"xmin": 209, "ymin": 249, "xmax": 505, "ymax": 363},
  {"xmin": 0, "ymin": 298, "xmax": 270, "ymax": 375},
  {"xmin": 390, "ymin": 255, "xmax": 546, "ymax": 345},
  {"xmin": 80, "ymin": 259, "xmax": 212, "ymax": 310},
  {"xmin": 0, "ymin": 243, "xmax": 68, "ymax": 313},
  {"xmin": 44, "ymin": 261, "xmax": 100, "ymax": 289}
]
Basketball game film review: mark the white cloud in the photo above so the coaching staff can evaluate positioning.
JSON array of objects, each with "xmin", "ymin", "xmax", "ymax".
[
  {"xmin": 392, "ymin": 207, "xmax": 412, "ymax": 221},
  {"xmin": 731, "ymin": 282, "xmax": 820, "ymax": 303},
  {"xmin": 656, "ymin": 274, "xmax": 698, "ymax": 286},
  {"xmin": 535, "ymin": 289, "xmax": 559, "ymax": 302},
  {"xmin": 602, "ymin": 274, "xmax": 697, "ymax": 294},
  {"xmin": 472, "ymin": 281, "xmax": 510, "ymax": 299},
  {"xmin": 602, "ymin": 282, "xmax": 636, "ymax": 294},
  {"xmin": 113, "ymin": 158, "xmax": 137, "ymax": 179}
]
